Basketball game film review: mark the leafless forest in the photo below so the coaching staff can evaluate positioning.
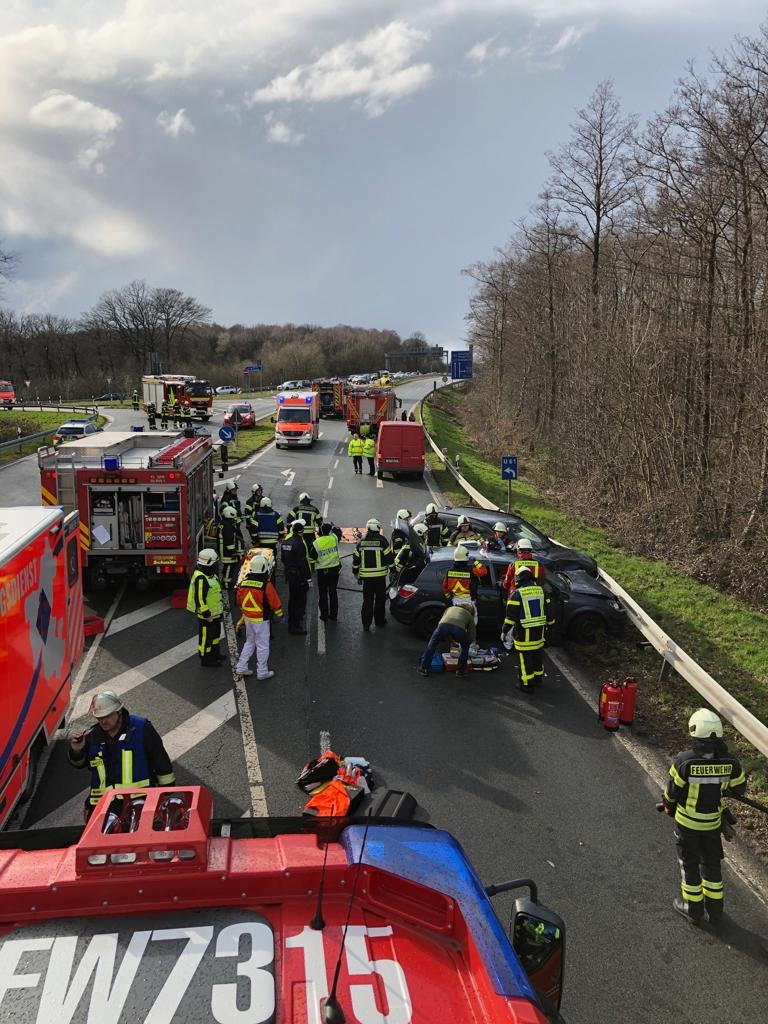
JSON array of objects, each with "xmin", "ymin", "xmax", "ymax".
[{"xmin": 463, "ymin": 30, "xmax": 768, "ymax": 605}]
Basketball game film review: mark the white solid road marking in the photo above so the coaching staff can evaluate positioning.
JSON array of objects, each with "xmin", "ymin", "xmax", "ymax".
[
  {"xmin": 107, "ymin": 597, "xmax": 171, "ymax": 636},
  {"xmin": 224, "ymin": 600, "xmax": 268, "ymax": 816},
  {"xmin": 328, "ymin": 476, "xmax": 334, "ymax": 490},
  {"xmin": 319, "ymin": 729, "xmax": 331, "ymax": 755},
  {"xmin": 163, "ymin": 692, "xmax": 237, "ymax": 759},
  {"xmin": 376, "ymin": 477, "xmax": 383, "ymax": 488},
  {"xmin": 317, "ymin": 614, "xmax": 326, "ymax": 655},
  {"xmin": 72, "ymin": 637, "xmax": 197, "ymax": 720}
]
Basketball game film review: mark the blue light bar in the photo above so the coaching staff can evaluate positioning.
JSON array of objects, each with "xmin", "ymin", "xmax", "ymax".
[
  {"xmin": 278, "ymin": 395, "xmax": 285, "ymax": 403},
  {"xmin": 305, "ymin": 396, "xmax": 312, "ymax": 403},
  {"xmin": 341, "ymin": 825, "xmax": 536, "ymax": 1001}
]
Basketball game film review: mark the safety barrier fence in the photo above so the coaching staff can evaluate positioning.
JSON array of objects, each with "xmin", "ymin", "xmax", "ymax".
[
  {"xmin": 420, "ymin": 390, "xmax": 768, "ymax": 758},
  {"xmin": 2, "ymin": 402, "xmax": 98, "ymax": 415},
  {"xmin": 0, "ymin": 428, "xmax": 56, "ymax": 453}
]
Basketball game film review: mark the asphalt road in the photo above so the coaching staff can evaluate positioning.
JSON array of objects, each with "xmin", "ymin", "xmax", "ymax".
[{"xmin": 7, "ymin": 375, "xmax": 768, "ymax": 1023}]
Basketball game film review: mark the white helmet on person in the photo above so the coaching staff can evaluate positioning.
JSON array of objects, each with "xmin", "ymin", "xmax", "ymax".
[
  {"xmin": 396, "ymin": 508, "xmax": 412, "ymax": 521},
  {"xmin": 90, "ymin": 691, "xmax": 122, "ymax": 719},
  {"xmin": 688, "ymin": 708, "xmax": 723, "ymax": 739},
  {"xmin": 222, "ymin": 506, "xmax": 237, "ymax": 520},
  {"xmin": 515, "ymin": 566, "xmax": 534, "ymax": 584},
  {"xmin": 248, "ymin": 554, "xmax": 270, "ymax": 575},
  {"xmin": 366, "ymin": 518, "xmax": 382, "ymax": 531},
  {"xmin": 413, "ymin": 523, "xmax": 428, "ymax": 538},
  {"xmin": 425, "ymin": 503, "xmax": 438, "ymax": 515},
  {"xmin": 260, "ymin": 497, "xmax": 272, "ymax": 508},
  {"xmin": 299, "ymin": 492, "xmax": 311, "ymax": 503},
  {"xmin": 454, "ymin": 545, "xmax": 469, "ymax": 562},
  {"xmin": 457, "ymin": 515, "xmax": 470, "ymax": 526},
  {"xmin": 493, "ymin": 522, "xmax": 507, "ymax": 533},
  {"xmin": 198, "ymin": 548, "xmax": 218, "ymax": 566},
  {"xmin": 516, "ymin": 538, "xmax": 533, "ymax": 552},
  {"xmin": 292, "ymin": 518, "xmax": 306, "ymax": 531},
  {"xmin": 251, "ymin": 483, "xmax": 262, "ymax": 494}
]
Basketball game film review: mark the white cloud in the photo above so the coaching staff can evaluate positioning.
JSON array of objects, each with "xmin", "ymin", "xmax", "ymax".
[
  {"xmin": 250, "ymin": 21, "xmax": 433, "ymax": 117},
  {"xmin": 465, "ymin": 37, "xmax": 511, "ymax": 65},
  {"xmin": 514, "ymin": 21, "xmax": 591, "ymax": 71},
  {"xmin": 8, "ymin": 270, "xmax": 80, "ymax": 315},
  {"xmin": 157, "ymin": 108, "xmax": 196, "ymax": 137},
  {"xmin": 29, "ymin": 91, "xmax": 120, "ymax": 135},
  {"xmin": 549, "ymin": 24, "xmax": 587, "ymax": 55},
  {"xmin": 264, "ymin": 111, "xmax": 304, "ymax": 146}
]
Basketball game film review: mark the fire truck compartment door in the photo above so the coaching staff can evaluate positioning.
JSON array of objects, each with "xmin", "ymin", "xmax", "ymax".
[
  {"xmin": 90, "ymin": 493, "xmax": 118, "ymax": 548},
  {"xmin": 359, "ymin": 398, "xmax": 375, "ymax": 421}
]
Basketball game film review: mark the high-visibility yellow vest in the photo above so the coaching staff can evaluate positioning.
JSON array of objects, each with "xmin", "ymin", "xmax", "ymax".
[
  {"xmin": 362, "ymin": 437, "xmax": 376, "ymax": 458},
  {"xmin": 348, "ymin": 437, "xmax": 364, "ymax": 456},
  {"xmin": 187, "ymin": 570, "xmax": 222, "ymax": 617},
  {"xmin": 314, "ymin": 534, "xmax": 341, "ymax": 570}
]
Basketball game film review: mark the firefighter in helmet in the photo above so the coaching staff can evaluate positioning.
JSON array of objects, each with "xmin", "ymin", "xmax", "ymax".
[
  {"xmin": 187, "ymin": 548, "xmax": 225, "ymax": 665},
  {"xmin": 391, "ymin": 509, "xmax": 412, "ymax": 555},
  {"xmin": 486, "ymin": 522, "xmax": 514, "ymax": 553},
  {"xmin": 501, "ymin": 566, "xmax": 553, "ymax": 691},
  {"xmin": 423, "ymin": 503, "xmax": 450, "ymax": 547},
  {"xmin": 287, "ymin": 492, "xmax": 321, "ymax": 543},
  {"xmin": 352, "ymin": 518, "xmax": 393, "ymax": 630},
  {"xmin": 218, "ymin": 505, "xmax": 243, "ymax": 587},
  {"xmin": 448, "ymin": 514, "xmax": 484, "ymax": 545},
  {"xmin": 394, "ymin": 522, "xmax": 428, "ymax": 574},
  {"xmin": 662, "ymin": 709, "xmax": 746, "ymax": 927},
  {"xmin": 234, "ymin": 553, "xmax": 282, "ymax": 679},
  {"xmin": 68, "ymin": 691, "xmax": 175, "ymax": 820},
  {"xmin": 442, "ymin": 545, "xmax": 487, "ymax": 622},
  {"xmin": 131, "ymin": 389, "xmax": 140, "ymax": 411},
  {"xmin": 244, "ymin": 483, "xmax": 264, "ymax": 542},
  {"xmin": 503, "ymin": 538, "xmax": 547, "ymax": 595}
]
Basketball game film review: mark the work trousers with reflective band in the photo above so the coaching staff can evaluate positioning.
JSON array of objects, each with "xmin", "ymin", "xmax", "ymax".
[
  {"xmin": 675, "ymin": 827, "xmax": 724, "ymax": 920},
  {"xmin": 515, "ymin": 646, "xmax": 544, "ymax": 689},
  {"xmin": 236, "ymin": 619, "xmax": 271, "ymax": 676},
  {"xmin": 198, "ymin": 616, "xmax": 222, "ymax": 661}
]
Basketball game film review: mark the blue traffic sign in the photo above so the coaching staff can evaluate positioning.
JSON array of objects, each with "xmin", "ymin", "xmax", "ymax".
[
  {"xmin": 450, "ymin": 350, "xmax": 473, "ymax": 379},
  {"xmin": 501, "ymin": 455, "xmax": 518, "ymax": 480},
  {"xmin": 243, "ymin": 362, "xmax": 262, "ymax": 373},
  {"xmin": 218, "ymin": 425, "xmax": 236, "ymax": 443}
]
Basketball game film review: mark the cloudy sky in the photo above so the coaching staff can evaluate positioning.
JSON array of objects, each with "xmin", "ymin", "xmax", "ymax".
[{"xmin": 0, "ymin": 1, "xmax": 765, "ymax": 345}]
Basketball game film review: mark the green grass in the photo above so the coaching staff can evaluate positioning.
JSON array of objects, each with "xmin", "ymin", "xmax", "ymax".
[
  {"xmin": 0, "ymin": 412, "xmax": 107, "ymax": 467},
  {"xmin": 226, "ymin": 417, "xmax": 274, "ymax": 463},
  {"xmin": 423, "ymin": 389, "xmax": 768, "ymax": 798}
]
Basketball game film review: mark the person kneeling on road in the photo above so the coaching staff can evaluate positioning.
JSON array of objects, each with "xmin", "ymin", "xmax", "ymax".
[
  {"xmin": 235, "ymin": 554, "xmax": 282, "ymax": 679},
  {"xmin": 187, "ymin": 548, "xmax": 225, "ymax": 666},
  {"xmin": 68, "ymin": 691, "xmax": 175, "ymax": 821},
  {"xmin": 418, "ymin": 605, "xmax": 475, "ymax": 677}
]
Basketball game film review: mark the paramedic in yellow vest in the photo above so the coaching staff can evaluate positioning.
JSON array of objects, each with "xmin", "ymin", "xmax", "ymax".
[
  {"xmin": 362, "ymin": 434, "xmax": 376, "ymax": 476},
  {"xmin": 234, "ymin": 554, "xmax": 283, "ymax": 680},
  {"xmin": 186, "ymin": 548, "xmax": 225, "ymax": 665},
  {"xmin": 501, "ymin": 566, "xmax": 554, "ymax": 691},
  {"xmin": 348, "ymin": 432, "xmax": 364, "ymax": 475},
  {"xmin": 312, "ymin": 522, "xmax": 342, "ymax": 621},
  {"xmin": 68, "ymin": 691, "xmax": 175, "ymax": 820}
]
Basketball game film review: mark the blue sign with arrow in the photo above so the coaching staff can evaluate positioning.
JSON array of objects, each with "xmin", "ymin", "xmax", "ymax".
[
  {"xmin": 501, "ymin": 455, "xmax": 518, "ymax": 480},
  {"xmin": 450, "ymin": 350, "xmax": 473, "ymax": 379},
  {"xmin": 218, "ymin": 425, "xmax": 236, "ymax": 443}
]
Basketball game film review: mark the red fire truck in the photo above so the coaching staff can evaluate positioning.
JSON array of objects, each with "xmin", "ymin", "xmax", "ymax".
[
  {"xmin": 0, "ymin": 788, "xmax": 568, "ymax": 1022},
  {"xmin": 312, "ymin": 378, "xmax": 347, "ymax": 418},
  {"xmin": 141, "ymin": 375, "xmax": 214, "ymax": 421},
  {"xmin": 0, "ymin": 379, "xmax": 15, "ymax": 408},
  {"xmin": 38, "ymin": 431, "xmax": 214, "ymax": 589},
  {"xmin": 345, "ymin": 385, "xmax": 397, "ymax": 432},
  {"xmin": 0, "ymin": 506, "xmax": 83, "ymax": 828}
]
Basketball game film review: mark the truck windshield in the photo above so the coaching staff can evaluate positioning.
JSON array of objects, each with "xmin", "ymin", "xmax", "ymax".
[
  {"xmin": 186, "ymin": 381, "xmax": 213, "ymax": 398},
  {"xmin": 278, "ymin": 408, "xmax": 311, "ymax": 423}
]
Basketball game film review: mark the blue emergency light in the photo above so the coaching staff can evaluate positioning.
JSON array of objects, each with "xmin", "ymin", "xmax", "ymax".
[
  {"xmin": 305, "ymin": 396, "xmax": 312, "ymax": 403},
  {"xmin": 278, "ymin": 395, "xmax": 285, "ymax": 403},
  {"xmin": 103, "ymin": 457, "xmax": 120, "ymax": 471}
]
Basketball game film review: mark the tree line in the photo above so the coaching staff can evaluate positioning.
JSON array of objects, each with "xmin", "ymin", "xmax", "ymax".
[
  {"xmin": 463, "ymin": 27, "xmax": 768, "ymax": 605},
  {"xmin": 0, "ymin": 276, "xmax": 440, "ymax": 398}
]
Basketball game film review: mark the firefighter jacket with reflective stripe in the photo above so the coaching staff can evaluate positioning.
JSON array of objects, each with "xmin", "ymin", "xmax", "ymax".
[
  {"xmin": 288, "ymin": 503, "xmax": 321, "ymax": 536},
  {"xmin": 503, "ymin": 558, "xmax": 547, "ymax": 594},
  {"xmin": 254, "ymin": 510, "xmax": 284, "ymax": 545},
  {"xmin": 67, "ymin": 712, "xmax": 175, "ymax": 806},
  {"xmin": 502, "ymin": 583, "xmax": 553, "ymax": 650},
  {"xmin": 313, "ymin": 534, "xmax": 341, "ymax": 571},
  {"xmin": 425, "ymin": 517, "xmax": 450, "ymax": 547},
  {"xmin": 244, "ymin": 496, "xmax": 262, "ymax": 524},
  {"xmin": 236, "ymin": 577, "xmax": 283, "ymax": 622},
  {"xmin": 394, "ymin": 541, "xmax": 420, "ymax": 571},
  {"xmin": 186, "ymin": 569, "xmax": 223, "ymax": 618},
  {"xmin": 353, "ymin": 532, "xmax": 393, "ymax": 578},
  {"xmin": 281, "ymin": 532, "xmax": 313, "ymax": 580},
  {"xmin": 663, "ymin": 740, "xmax": 747, "ymax": 831},
  {"xmin": 218, "ymin": 520, "xmax": 241, "ymax": 563},
  {"xmin": 362, "ymin": 437, "xmax": 376, "ymax": 459},
  {"xmin": 442, "ymin": 567, "xmax": 477, "ymax": 602},
  {"xmin": 348, "ymin": 436, "xmax": 364, "ymax": 456},
  {"xmin": 391, "ymin": 527, "xmax": 409, "ymax": 554}
]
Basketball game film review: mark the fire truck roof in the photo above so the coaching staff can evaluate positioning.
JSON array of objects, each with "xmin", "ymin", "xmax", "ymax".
[
  {"xmin": 39, "ymin": 431, "xmax": 210, "ymax": 470},
  {"xmin": 0, "ymin": 506, "xmax": 61, "ymax": 563}
]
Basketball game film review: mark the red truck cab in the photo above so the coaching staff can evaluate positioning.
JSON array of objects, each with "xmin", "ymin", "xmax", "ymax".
[{"xmin": 376, "ymin": 420, "xmax": 425, "ymax": 480}]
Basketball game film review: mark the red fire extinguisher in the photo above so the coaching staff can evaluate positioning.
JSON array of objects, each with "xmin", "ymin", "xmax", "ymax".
[
  {"xmin": 620, "ymin": 676, "xmax": 638, "ymax": 726},
  {"xmin": 598, "ymin": 678, "xmax": 623, "ymax": 731}
]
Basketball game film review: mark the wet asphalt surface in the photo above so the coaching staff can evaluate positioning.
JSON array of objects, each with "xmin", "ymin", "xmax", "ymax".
[{"xmin": 8, "ymin": 376, "xmax": 768, "ymax": 1023}]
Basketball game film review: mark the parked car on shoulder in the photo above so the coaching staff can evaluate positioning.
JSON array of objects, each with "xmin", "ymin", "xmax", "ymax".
[
  {"xmin": 52, "ymin": 419, "xmax": 101, "ymax": 446},
  {"xmin": 223, "ymin": 402, "xmax": 256, "ymax": 429},
  {"xmin": 389, "ymin": 540, "xmax": 624, "ymax": 644},
  {"xmin": 420, "ymin": 505, "xmax": 598, "ymax": 577},
  {"xmin": 94, "ymin": 391, "xmax": 125, "ymax": 401},
  {"xmin": 215, "ymin": 385, "xmax": 241, "ymax": 395}
]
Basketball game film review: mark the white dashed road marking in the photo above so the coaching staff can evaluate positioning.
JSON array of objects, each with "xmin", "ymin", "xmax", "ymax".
[{"xmin": 108, "ymin": 597, "xmax": 171, "ymax": 636}]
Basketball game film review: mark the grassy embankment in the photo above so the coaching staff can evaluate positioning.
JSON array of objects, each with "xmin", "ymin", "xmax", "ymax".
[
  {"xmin": 226, "ymin": 416, "xmax": 274, "ymax": 462},
  {"xmin": 0, "ymin": 411, "xmax": 107, "ymax": 468},
  {"xmin": 422, "ymin": 386, "xmax": 768, "ymax": 808}
]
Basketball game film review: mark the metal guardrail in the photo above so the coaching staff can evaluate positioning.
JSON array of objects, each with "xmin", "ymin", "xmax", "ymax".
[
  {"xmin": 0, "ymin": 428, "xmax": 55, "ymax": 453},
  {"xmin": 2, "ymin": 402, "xmax": 98, "ymax": 415},
  {"xmin": 420, "ymin": 390, "xmax": 768, "ymax": 758}
]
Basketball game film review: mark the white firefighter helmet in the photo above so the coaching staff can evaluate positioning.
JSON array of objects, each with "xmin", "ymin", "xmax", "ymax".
[
  {"xmin": 90, "ymin": 691, "xmax": 122, "ymax": 719},
  {"xmin": 493, "ymin": 522, "xmax": 507, "ymax": 533},
  {"xmin": 260, "ymin": 497, "xmax": 273, "ymax": 508},
  {"xmin": 454, "ymin": 545, "xmax": 469, "ymax": 561},
  {"xmin": 292, "ymin": 518, "xmax": 306, "ymax": 530},
  {"xmin": 221, "ymin": 506, "xmax": 237, "ymax": 520},
  {"xmin": 457, "ymin": 515, "xmax": 470, "ymax": 526},
  {"xmin": 366, "ymin": 518, "xmax": 382, "ymax": 531},
  {"xmin": 223, "ymin": 479, "xmax": 238, "ymax": 491},
  {"xmin": 248, "ymin": 554, "xmax": 270, "ymax": 575},
  {"xmin": 299, "ymin": 492, "xmax": 311, "ymax": 502},
  {"xmin": 688, "ymin": 708, "xmax": 723, "ymax": 739},
  {"xmin": 413, "ymin": 523, "xmax": 428, "ymax": 538},
  {"xmin": 425, "ymin": 503, "xmax": 438, "ymax": 515},
  {"xmin": 251, "ymin": 482, "xmax": 262, "ymax": 494},
  {"xmin": 516, "ymin": 538, "xmax": 533, "ymax": 552},
  {"xmin": 515, "ymin": 566, "xmax": 534, "ymax": 583},
  {"xmin": 198, "ymin": 548, "xmax": 219, "ymax": 567},
  {"xmin": 397, "ymin": 508, "xmax": 412, "ymax": 520}
]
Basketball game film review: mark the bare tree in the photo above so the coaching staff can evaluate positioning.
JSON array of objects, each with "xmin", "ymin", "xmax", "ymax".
[{"xmin": 153, "ymin": 287, "xmax": 212, "ymax": 365}]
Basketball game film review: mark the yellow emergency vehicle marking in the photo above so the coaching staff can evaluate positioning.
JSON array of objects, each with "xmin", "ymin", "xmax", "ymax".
[
  {"xmin": 41, "ymin": 485, "xmax": 56, "ymax": 506},
  {"xmin": 79, "ymin": 523, "xmax": 91, "ymax": 549}
]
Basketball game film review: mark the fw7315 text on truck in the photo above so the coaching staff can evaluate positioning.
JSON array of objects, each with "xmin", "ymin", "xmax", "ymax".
[
  {"xmin": 38, "ymin": 431, "xmax": 214, "ymax": 590},
  {"xmin": 0, "ymin": 507, "xmax": 84, "ymax": 828}
]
